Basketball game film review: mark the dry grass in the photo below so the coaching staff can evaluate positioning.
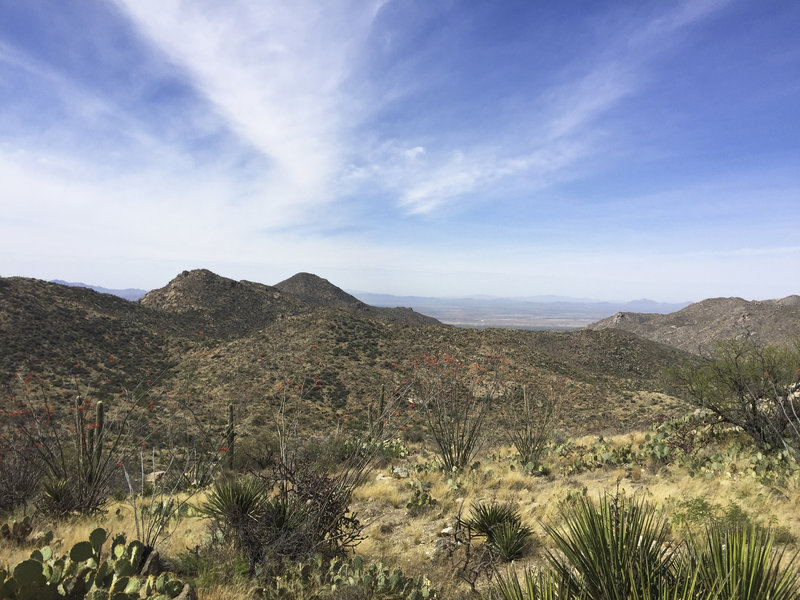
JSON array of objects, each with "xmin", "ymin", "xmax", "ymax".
[
  {"xmin": 347, "ymin": 433, "xmax": 800, "ymax": 591},
  {"xmin": 195, "ymin": 583, "xmax": 254, "ymax": 600},
  {"xmin": 3, "ymin": 431, "xmax": 799, "ymax": 600},
  {"xmin": 0, "ymin": 495, "xmax": 209, "ymax": 570}
]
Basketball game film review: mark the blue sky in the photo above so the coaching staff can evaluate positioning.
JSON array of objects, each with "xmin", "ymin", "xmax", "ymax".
[{"xmin": 1, "ymin": 1, "xmax": 798, "ymax": 302}]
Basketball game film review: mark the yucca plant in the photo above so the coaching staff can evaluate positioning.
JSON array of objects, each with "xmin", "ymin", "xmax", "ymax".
[
  {"xmin": 491, "ymin": 521, "xmax": 533, "ymax": 562},
  {"xmin": 201, "ymin": 476, "xmax": 268, "ymax": 528},
  {"xmin": 201, "ymin": 476, "xmax": 271, "ymax": 571},
  {"xmin": 41, "ymin": 477, "xmax": 75, "ymax": 517},
  {"xmin": 469, "ymin": 501, "xmax": 524, "ymax": 538},
  {"xmin": 490, "ymin": 568, "xmax": 577, "ymax": 600},
  {"xmin": 468, "ymin": 501, "xmax": 532, "ymax": 562},
  {"xmin": 689, "ymin": 523, "xmax": 800, "ymax": 600},
  {"xmin": 543, "ymin": 493, "xmax": 678, "ymax": 600},
  {"xmin": 490, "ymin": 556, "xmax": 719, "ymax": 600}
]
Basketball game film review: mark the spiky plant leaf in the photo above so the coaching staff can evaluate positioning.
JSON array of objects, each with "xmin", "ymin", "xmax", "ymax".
[{"xmin": 689, "ymin": 523, "xmax": 799, "ymax": 600}]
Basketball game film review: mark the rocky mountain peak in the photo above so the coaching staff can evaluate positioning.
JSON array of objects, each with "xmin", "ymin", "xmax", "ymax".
[{"xmin": 274, "ymin": 273, "xmax": 365, "ymax": 309}]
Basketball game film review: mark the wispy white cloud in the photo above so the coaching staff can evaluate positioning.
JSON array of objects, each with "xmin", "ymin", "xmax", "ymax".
[
  {"xmin": 114, "ymin": 0, "xmax": 387, "ymax": 212},
  {"xmin": 3, "ymin": 0, "xmax": 797, "ymax": 302},
  {"xmin": 379, "ymin": 0, "xmax": 732, "ymax": 214}
]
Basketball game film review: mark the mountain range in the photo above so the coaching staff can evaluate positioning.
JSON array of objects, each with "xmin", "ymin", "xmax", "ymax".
[
  {"xmin": 4, "ymin": 269, "xmax": 796, "ymax": 436},
  {"xmin": 2, "ymin": 269, "xmax": 696, "ymax": 435},
  {"xmin": 51, "ymin": 279, "xmax": 689, "ymax": 329},
  {"xmin": 351, "ymin": 292, "xmax": 690, "ymax": 329}
]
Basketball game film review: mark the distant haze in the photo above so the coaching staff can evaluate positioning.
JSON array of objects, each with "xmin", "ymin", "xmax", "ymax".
[
  {"xmin": 351, "ymin": 291, "xmax": 690, "ymax": 330},
  {"xmin": 48, "ymin": 277, "xmax": 691, "ymax": 330}
]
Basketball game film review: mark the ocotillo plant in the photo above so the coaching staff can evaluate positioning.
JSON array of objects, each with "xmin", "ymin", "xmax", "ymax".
[
  {"xmin": 75, "ymin": 397, "xmax": 105, "ymax": 485},
  {"xmin": 226, "ymin": 403, "xmax": 235, "ymax": 470},
  {"xmin": 88, "ymin": 400, "xmax": 105, "ymax": 481},
  {"xmin": 368, "ymin": 385, "xmax": 386, "ymax": 439}
]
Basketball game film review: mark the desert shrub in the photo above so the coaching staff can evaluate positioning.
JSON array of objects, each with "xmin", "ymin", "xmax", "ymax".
[
  {"xmin": 202, "ymin": 381, "xmax": 412, "ymax": 579},
  {"xmin": 2, "ymin": 393, "xmax": 118, "ymax": 515},
  {"xmin": 671, "ymin": 497, "xmax": 719, "ymax": 534},
  {"xmin": 203, "ymin": 446, "xmax": 376, "ymax": 574},
  {"xmin": 415, "ymin": 354, "xmax": 496, "ymax": 472},
  {"xmin": 672, "ymin": 339, "xmax": 800, "ymax": 461},
  {"xmin": 504, "ymin": 380, "xmax": 563, "ymax": 471},
  {"xmin": 3, "ymin": 383, "xmax": 135, "ymax": 515},
  {"xmin": 0, "ymin": 447, "xmax": 38, "ymax": 515}
]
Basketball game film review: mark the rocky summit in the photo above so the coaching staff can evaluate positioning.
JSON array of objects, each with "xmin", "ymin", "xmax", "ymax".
[{"xmin": 587, "ymin": 295, "xmax": 800, "ymax": 355}]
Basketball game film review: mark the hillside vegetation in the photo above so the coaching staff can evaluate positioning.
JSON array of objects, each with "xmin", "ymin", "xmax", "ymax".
[
  {"xmin": 1, "ymin": 270, "xmax": 693, "ymax": 435},
  {"xmin": 2, "ymin": 270, "xmax": 799, "ymax": 600}
]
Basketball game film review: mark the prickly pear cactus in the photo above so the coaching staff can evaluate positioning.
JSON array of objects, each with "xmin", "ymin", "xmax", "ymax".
[
  {"xmin": 0, "ymin": 527, "xmax": 191, "ymax": 600},
  {"xmin": 324, "ymin": 555, "xmax": 433, "ymax": 599},
  {"xmin": 0, "ymin": 516, "xmax": 33, "ymax": 544}
]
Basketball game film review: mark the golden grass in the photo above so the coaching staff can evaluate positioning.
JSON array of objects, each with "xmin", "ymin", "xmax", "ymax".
[
  {"xmin": 3, "ymin": 431, "xmax": 799, "ymax": 600},
  {"xmin": 195, "ymin": 583, "xmax": 255, "ymax": 600},
  {"xmin": 347, "ymin": 434, "xmax": 800, "ymax": 587}
]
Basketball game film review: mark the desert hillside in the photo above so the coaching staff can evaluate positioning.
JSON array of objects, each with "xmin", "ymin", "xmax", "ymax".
[
  {"xmin": 3, "ymin": 271, "xmax": 800, "ymax": 600},
  {"xmin": 587, "ymin": 295, "xmax": 800, "ymax": 354},
  {"xmin": 1, "ymin": 269, "xmax": 692, "ymax": 435}
]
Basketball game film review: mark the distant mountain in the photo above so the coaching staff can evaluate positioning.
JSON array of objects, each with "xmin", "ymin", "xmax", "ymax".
[
  {"xmin": 276, "ymin": 273, "xmax": 364, "ymax": 309},
  {"xmin": 140, "ymin": 269, "xmax": 308, "ymax": 337},
  {"xmin": 51, "ymin": 280, "xmax": 148, "ymax": 301},
  {"xmin": 349, "ymin": 291, "xmax": 689, "ymax": 330},
  {"xmin": 1, "ymin": 271, "xmax": 696, "ymax": 435},
  {"xmin": 587, "ymin": 295, "xmax": 800, "ymax": 354},
  {"xmin": 276, "ymin": 273, "xmax": 442, "ymax": 326}
]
